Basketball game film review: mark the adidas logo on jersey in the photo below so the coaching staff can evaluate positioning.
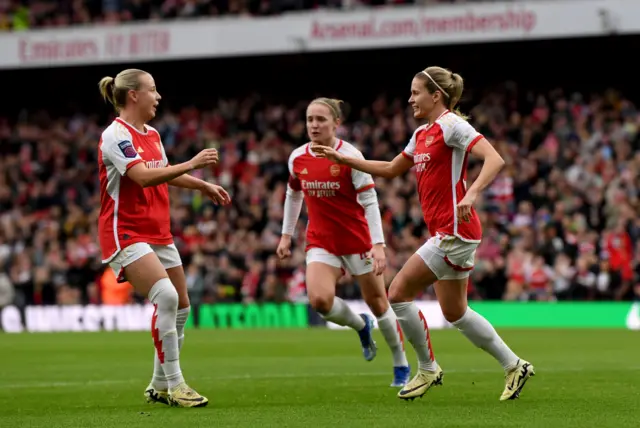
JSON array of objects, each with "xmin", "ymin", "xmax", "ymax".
[
  {"xmin": 300, "ymin": 168, "xmax": 308, "ymax": 174},
  {"xmin": 137, "ymin": 146, "xmax": 144, "ymax": 153}
]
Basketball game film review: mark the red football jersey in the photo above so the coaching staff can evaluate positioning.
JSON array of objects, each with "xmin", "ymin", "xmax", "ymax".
[
  {"xmin": 98, "ymin": 118, "xmax": 172, "ymax": 263},
  {"xmin": 288, "ymin": 139, "xmax": 375, "ymax": 256},
  {"xmin": 402, "ymin": 111, "xmax": 483, "ymax": 242}
]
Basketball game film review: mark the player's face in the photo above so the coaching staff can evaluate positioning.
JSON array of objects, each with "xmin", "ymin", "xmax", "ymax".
[
  {"xmin": 409, "ymin": 77, "xmax": 435, "ymax": 119},
  {"xmin": 306, "ymin": 103, "xmax": 336, "ymax": 144},
  {"xmin": 133, "ymin": 73, "xmax": 161, "ymax": 121}
]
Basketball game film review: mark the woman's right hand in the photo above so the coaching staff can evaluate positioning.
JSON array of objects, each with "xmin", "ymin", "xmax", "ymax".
[
  {"xmin": 311, "ymin": 145, "xmax": 345, "ymax": 164},
  {"xmin": 190, "ymin": 149, "xmax": 219, "ymax": 169}
]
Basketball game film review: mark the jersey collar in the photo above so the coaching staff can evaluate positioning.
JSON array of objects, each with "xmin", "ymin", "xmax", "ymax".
[{"xmin": 425, "ymin": 109, "xmax": 450, "ymax": 131}]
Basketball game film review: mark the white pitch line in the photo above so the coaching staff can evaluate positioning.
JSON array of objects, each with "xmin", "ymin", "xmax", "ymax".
[{"xmin": 3, "ymin": 366, "xmax": 639, "ymax": 390}]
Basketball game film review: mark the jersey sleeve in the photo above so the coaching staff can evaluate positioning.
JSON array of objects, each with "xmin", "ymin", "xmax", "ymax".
[
  {"xmin": 158, "ymin": 138, "xmax": 169, "ymax": 166},
  {"xmin": 287, "ymin": 150, "xmax": 302, "ymax": 191},
  {"xmin": 444, "ymin": 119, "xmax": 484, "ymax": 152},
  {"xmin": 101, "ymin": 127, "xmax": 143, "ymax": 176},
  {"xmin": 401, "ymin": 129, "xmax": 418, "ymax": 162},
  {"xmin": 350, "ymin": 150, "xmax": 375, "ymax": 193}
]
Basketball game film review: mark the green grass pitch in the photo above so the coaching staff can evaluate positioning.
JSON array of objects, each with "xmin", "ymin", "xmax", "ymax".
[{"xmin": 1, "ymin": 328, "xmax": 638, "ymax": 427}]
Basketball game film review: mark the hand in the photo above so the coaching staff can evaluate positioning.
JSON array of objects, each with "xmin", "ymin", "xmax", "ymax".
[
  {"xmin": 311, "ymin": 145, "xmax": 345, "ymax": 164},
  {"xmin": 277, "ymin": 235, "xmax": 292, "ymax": 260},
  {"xmin": 370, "ymin": 244, "xmax": 387, "ymax": 276},
  {"xmin": 456, "ymin": 190, "xmax": 477, "ymax": 223},
  {"xmin": 190, "ymin": 149, "xmax": 219, "ymax": 169},
  {"xmin": 201, "ymin": 183, "xmax": 231, "ymax": 205}
]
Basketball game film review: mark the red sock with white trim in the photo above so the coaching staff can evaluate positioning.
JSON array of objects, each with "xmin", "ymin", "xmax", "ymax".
[{"xmin": 391, "ymin": 302, "xmax": 438, "ymax": 372}]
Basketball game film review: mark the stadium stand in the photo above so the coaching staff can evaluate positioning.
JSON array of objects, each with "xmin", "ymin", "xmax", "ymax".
[
  {"xmin": 1, "ymin": 80, "xmax": 640, "ymax": 308},
  {"xmin": 1, "ymin": 0, "xmax": 639, "ymax": 310},
  {"xmin": 0, "ymin": 0, "xmax": 526, "ymax": 30}
]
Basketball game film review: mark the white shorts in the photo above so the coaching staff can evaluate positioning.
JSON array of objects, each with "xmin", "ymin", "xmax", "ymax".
[
  {"xmin": 416, "ymin": 234, "xmax": 478, "ymax": 280},
  {"xmin": 306, "ymin": 247, "xmax": 373, "ymax": 276},
  {"xmin": 109, "ymin": 242, "xmax": 182, "ymax": 283}
]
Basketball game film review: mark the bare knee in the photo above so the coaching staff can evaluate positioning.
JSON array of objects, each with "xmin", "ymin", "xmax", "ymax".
[
  {"xmin": 441, "ymin": 304, "xmax": 467, "ymax": 323},
  {"xmin": 177, "ymin": 294, "xmax": 190, "ymax": 310},
  {"xmin": 388, "ymin": 254, "xmax": 436, "ymax": 304},
  {"xmin": 306, "ymin": 263, "xmax": 340, "ymax": 315},
  {"xmin": 357, "ymin": 274, "xmax": 389, "ymax": 316},
  {"xmin": 309, "ymin": 293, "xmax": 334, "ymax": 315},
  {"xmin": 364, "ymin": 294, "xmax": 388, "ymax": 317},
  {"xmin": 388, "ymin": 276, "xmax": 412, "ymax": 305}
]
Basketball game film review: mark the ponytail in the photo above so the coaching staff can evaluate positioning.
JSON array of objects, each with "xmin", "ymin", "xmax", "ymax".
[{"xmin": 98, "ymin": 76, "xmax": 117, "ymax": 109}]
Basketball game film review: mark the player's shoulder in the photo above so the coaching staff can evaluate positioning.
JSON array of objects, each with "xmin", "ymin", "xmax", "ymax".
[
  {"xmin": 337, "ymin": 140, "xmax": 365, "ymax": 159},
  {"xmin": 101, "ymin": 120, "xmax": 133, "ymax": 147},
  {"xmin": 436, "ymin": 111, "xmax": 472, "ymax": 131}
]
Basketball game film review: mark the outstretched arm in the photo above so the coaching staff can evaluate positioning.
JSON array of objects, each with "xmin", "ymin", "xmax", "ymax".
[
  {"xmin": 312, "ymin": 146, "xmax": 413, "ymax": 179},
  {"xmin": 167, "ymin": 172, "xmax": 231, "ymax": 205},
  {"xmin": 169, "ymin": 174, "xmax": 206, "ymax": 190},
  {"xmin": 127, "ymin": 161, "xmax": 199, "ymax": 188},
  {"xmin": 102, "ymin": 132, "xmax": 219, "ymax": 188}
]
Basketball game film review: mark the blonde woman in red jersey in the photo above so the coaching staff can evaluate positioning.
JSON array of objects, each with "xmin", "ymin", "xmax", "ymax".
[
  {"xmin": 313, "ymin": 67, "xmax": 535, "ymax": 401},
  {"xmin": 97, "ymin": 69, "xmax": 231, "ymax": 408},
  {"xmin": 277, "ymin": 98, "xmax": 411, "ymax": 387}
]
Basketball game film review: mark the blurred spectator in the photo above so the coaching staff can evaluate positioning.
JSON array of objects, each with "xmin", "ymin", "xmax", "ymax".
[
  {"xmin": 0, "ymin": 0, "xmax": 536, "ymax": 31},
  {"xmin": 1, "ymin": 82, "xmax": 640, "ymax": 308},
  {"xmin": 99, "ymin": 268, "xmax": 134, "ymax": 304}
]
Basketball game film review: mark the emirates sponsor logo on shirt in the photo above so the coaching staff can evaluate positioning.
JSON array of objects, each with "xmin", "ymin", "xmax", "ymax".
[
  {"xmin": 146, "ymin": 159, "xmax": 164, "ymax": 169},
  {"xmin": 414, "ymin": 153, "xmax": 431, "ymax": 163},
  {"xmin": 414, "ymin": 153, "xmax": 431, "ymax": 172},
  {"xmin": 301, "ymin": 180, "xmax": 340, "ymax": 198}
]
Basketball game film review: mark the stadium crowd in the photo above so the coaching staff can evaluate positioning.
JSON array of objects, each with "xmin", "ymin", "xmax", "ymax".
[
  {"xmin": 0, "ymin": 0, "xmax": 523, "ymax": 30},
  {"xmin": 1, "ymin": 83, "xmax": 640, "ymax": 308}
]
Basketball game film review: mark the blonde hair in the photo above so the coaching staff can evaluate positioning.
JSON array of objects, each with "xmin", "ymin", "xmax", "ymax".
[
  {"xmin": 416, "ymin": 66, "xmax": 467, "ymax": 119},
  {"xmin": 309, "ymin": 98, "xmax": 344, "ymax": 121},
  {"xmin": 98, "ymin": 69, "xmax": 148, "ymax": 112}
]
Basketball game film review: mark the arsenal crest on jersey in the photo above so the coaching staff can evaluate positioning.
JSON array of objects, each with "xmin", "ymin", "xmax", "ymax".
[
  {"xmin": 330, "ymin": 164, "xmax": 341, "ymax": 176},
  {"xmin": 424, "ymin": 136, "xmax": 434, "ymax": 147}
]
